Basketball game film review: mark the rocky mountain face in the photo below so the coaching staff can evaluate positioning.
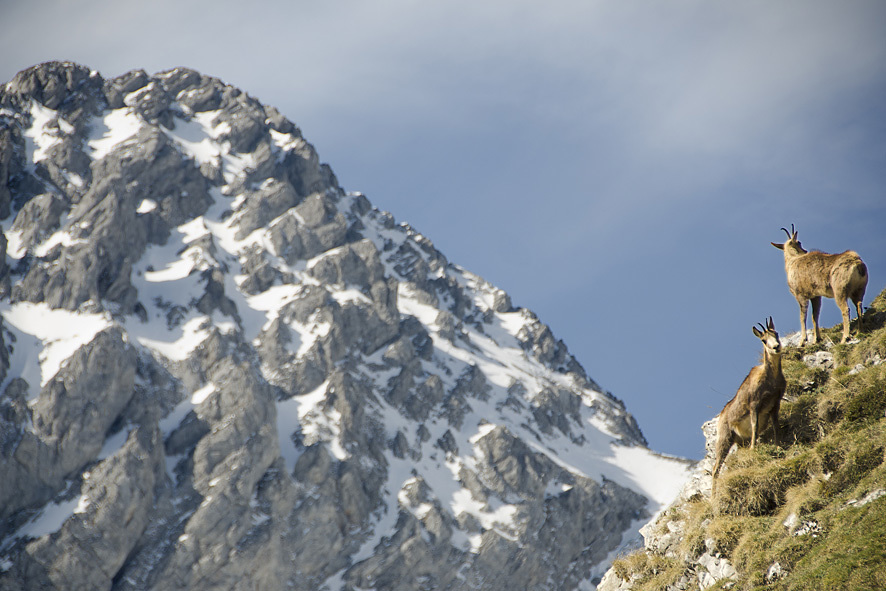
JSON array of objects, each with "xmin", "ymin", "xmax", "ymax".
[{"xmin": 0, "ymin": 62, "xmax": 690, "ymax": 591}]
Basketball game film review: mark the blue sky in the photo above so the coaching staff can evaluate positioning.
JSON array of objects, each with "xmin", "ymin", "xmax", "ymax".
[{"xmin": 2, "ymin": 0, "xmax": 885, "ymax": 459}]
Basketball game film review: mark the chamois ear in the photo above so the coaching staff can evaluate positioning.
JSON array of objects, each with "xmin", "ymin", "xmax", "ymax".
[
  {"xmin": 767, "ymin": 316, "xmax": 775, "ymax": 330},
  {"xmin": 752, "ymin": 325, "xmax": 764, "ymax": 338},
  {"xmin": 771, "ymin": 242, "xmax": 785, "ymax": 250}
]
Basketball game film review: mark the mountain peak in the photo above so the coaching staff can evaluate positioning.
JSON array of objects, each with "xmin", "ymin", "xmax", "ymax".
[{"xmin": 0, "ymin": 62, "xmax": 689, "ymax": 590}]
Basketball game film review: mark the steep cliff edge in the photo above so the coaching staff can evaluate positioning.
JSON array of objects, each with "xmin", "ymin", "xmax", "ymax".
[{"xmin": 598, "ymin": 288, "xmax": 886, "ymax": 591}]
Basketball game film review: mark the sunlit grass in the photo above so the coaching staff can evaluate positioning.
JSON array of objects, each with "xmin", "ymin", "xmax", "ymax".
[{"xmin": 607, "ymin": 287, "xmax": 886, "ymax": 590}]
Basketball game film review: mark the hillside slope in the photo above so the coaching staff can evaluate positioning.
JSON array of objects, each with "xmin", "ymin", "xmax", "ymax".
[
  {"xmin": 0, "ymin": 62, "xmax": 690, "ymax": 591},
  {"xmin": 598, "ymin": 288, "xmax": 886, "ymax": 590}
]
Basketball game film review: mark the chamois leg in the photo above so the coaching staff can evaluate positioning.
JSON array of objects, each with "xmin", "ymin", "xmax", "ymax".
[
  {"xmin": 749, "ymin": 408, "xmax": 759, "ymax": 449},
  {"xmin": 852, "ymin": 296, "xmax": 864, "ymax": 335},
  {"xmin": 810, "ymin": 296, "xmax": 822, "ymax": 344},
  {"xmin": 770, "ymin": 400, "xmax": 781, "ymax": 447},
  {"xmin": 798, "ymin": 299, "xmax": 809, "ymax": 346},
  {"xmin": 712, "ymin": 418, "xmax": 734, "ymax": 481},
  {"xmin": 835, "ymin": 293, "xmax": 852, "ymax": 343}
]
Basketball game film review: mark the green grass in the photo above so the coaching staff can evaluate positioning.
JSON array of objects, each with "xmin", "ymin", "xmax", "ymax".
[
  {"xmin": 608, "ymin": 286, "xmax": 886, "ymax": 590},
  {"xmin": 784, "ymin": 496, "xmax": 886, "ymax": 591}
]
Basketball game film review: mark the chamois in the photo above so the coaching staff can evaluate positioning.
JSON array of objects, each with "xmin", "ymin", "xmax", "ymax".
[
  {"xmin": 712, "ymin": 317, "xmax": 786, "ymax": 483},
  {"xmin": 772, "ymin": 225, "xmax": 867, "ymax": 345}
]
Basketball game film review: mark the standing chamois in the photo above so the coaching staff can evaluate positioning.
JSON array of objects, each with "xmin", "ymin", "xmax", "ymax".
[
  {"xmin": 772, "ymin": 225, "xmax": 868, "ymax": 345},
  {"xmin": 712, "ymin": 317, "xmax": 786, "ymax": 483}
]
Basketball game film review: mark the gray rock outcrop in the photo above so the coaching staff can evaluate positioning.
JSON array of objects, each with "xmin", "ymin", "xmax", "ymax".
[{"xmin": 596, "ymin": 420, "xmax": 733, "ymax": 591}]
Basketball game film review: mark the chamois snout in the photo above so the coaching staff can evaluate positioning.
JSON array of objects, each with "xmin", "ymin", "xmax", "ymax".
[{"xmin": 752, "ymin": 318, "xmax": 781, "ymax": 354}]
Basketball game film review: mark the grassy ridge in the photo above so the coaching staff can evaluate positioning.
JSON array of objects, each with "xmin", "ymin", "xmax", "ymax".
[{"xmin": 610, "ymin": 288, "xmax": 886, "ymax": 590}]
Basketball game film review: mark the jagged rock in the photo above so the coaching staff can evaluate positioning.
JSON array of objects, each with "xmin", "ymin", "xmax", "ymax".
[
  {"xmin": 124, "ymin": 81, "xmax": 172, "ymax": 125},
  {"xmin": 10, "ymin": 192, "xmax": 67, "ymax": 246},
  {"xmin": 175, "ymin": 77, "xmax": 223, "ymax": 113},
  {"xmin": 491, "ymin": 289, "xmax": 513, "ymax": 312},
  {"xmin": 326, "ymin": 289, "xmax": 399, "ymax": 356},
  {"xmin": 86, "ymin": 125, "xmax": 213, "ymax": 228},
  {"xmin": 697, "ymin": 546, "xmax": 737, "ymax": 589},
  {"xmin": 308, "ymin": 239, "xmax": 386, "ymax": 289},
  {"xmin": 155, "ymin": 68, "xmax": 205, "ymax": 101},
  {"xmin": 0, "ymin": 328, "xmax": 137, "ymax": 521},
  {"xmin": 235, "ymin": 179, "xmax": 302, "ymax": 238},
  {"xmin": 402, "ymin": 375, "xmax": 445, "ymax": 422},
  {"xmin": 215, "ymin": 94, "xmax": 266, "ymax": 155},
  {"xmin": 803, "ymin": 350, "xmax": 835, "ymax": 370},
  {"xmin": 2, "ymin": 62, "xmax": 97, "ymax": 111},
  {"xmin": 436, "ymin": 308, "xmax": 461, "ymax": 342},
  {"xmin": 382, "ymin": 335, "xmax": 416, "ymax": 366},
  {"xmin": 0, "ymin": 126, "xmax": 19, "ymax": 219},
  {"xmin": 0, "ymin": 234, "xmax": 10, "ymax": 297},
  {"xmin": 475, "ymin": 426, "xmax": 557, "ymax": 497},
  {"xmin": 766, "ymin": 561, "xmax": 787, "ymax": 583},
  {"xmin": 390, "ymin": 430, "xmax": 410, "ymax": 459},
  {"xmin": 455, "ymin": 364, "xmax": 490, "ymax": 402},
  {"xmin": 532, "ymin": 387, "xmax": 581, "ymax": 436},
  {"xmin": 237, "ymin": 247, "xmax": 284, "ymax": 295},
  {"xmin": 109, "ymin": 69, "xmax": 150, "ymax": 97},
  {"xmin": 9, "ymin": 426, "xmax": 162, "ymax": 591},
  {"xmin": 164, "ymin": 409, "xmax": 209, "ymax": 457},
  {"xmin": 400, "ymin": 315, "xmax": 433, "ymax": 360},
  {"xmin": 194, "ymin": 268, "xmax": 240, "ymax": 322},
  {"xmin": 435, "ymin": 429, "xmax": 459, "ymax": 455},
  {"xmin": 265, "ymin": 199, "xmax": 350, "ymax": 264},
  {"xmin": 0, "ymin": 379, "xmax": 28, "ymax": 456},
  {"xmin": 518, "ymin": 316, "xmax": 584, "ymax": 376}
]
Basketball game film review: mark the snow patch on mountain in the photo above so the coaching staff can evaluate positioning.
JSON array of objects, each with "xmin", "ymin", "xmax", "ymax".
[
  {"xmin": 1, "ymin": 302, "xmax": 111, "ymax": 392},
  {"xmin": 87, "ymin": 107, "xmax": 143, "ymax": 159}
]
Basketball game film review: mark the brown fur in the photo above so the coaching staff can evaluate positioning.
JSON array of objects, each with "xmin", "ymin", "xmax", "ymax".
[
  {"xmin": 712, "ymin": 318, "xmax": 786, "ymax": 484},
  {"xmin": 772, "ymin": 226, "xmax": 867, "ymax": 344}
]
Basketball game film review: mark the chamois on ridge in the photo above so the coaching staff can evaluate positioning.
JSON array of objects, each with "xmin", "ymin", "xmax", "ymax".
[
  {"xmin": 772, "ymin": 224, "xmax": 868, "ymax": 345},
  {"xmin": 712, "ymin": 317, "xmax": 786, "ymax": 483}
]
